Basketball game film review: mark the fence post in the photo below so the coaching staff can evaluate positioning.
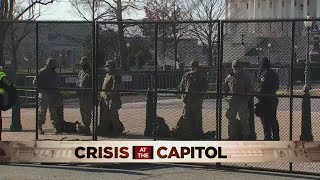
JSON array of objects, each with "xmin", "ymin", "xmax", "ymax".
[
  {"xmin": 153, "ymin": 23, "xmax": 158, "ymax": 141},
  {"xmin": 35, "ymin": 22, "xmax": 39, "ymax": 140},
  {"xmin": 144, "ymin": 80, "xmax": 153, "ymax": 136},
  {"xmin": 10, "ymin": 97, "xmax": 21, "ymax": 131},
  {"xmin": 289, "ymin": 20, "xmax": 295, "ymax": 173},
  {"xmin": 216, "ymin": 20, "xmax": 222, "ymax": 168},
  {"xmin": 92, "ymin": 21, "xmax": 98, "ymax": 141},
  {"xmin": 217, "ymin": 20, "xmax": 223, "ymax": 141},
  {"xmin": 8, "ymin": 65, "xmax": 21, "ymax": 131}
]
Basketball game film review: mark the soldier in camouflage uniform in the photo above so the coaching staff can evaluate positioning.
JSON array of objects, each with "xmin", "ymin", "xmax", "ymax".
[
  {"xmin": 173, "ymin": 61, "xmax": 208, "ymax": 140},
  {"xmin": 77, "ymin": 57, "xmax": 93, "ymax": 135},
  {"xmin": 33, "ymin": 58, "xmax": 64, "ymax": 134},
  {"xmin": 223, "ymin": 60, "xmax": 254, "ymax": 140},
  {"xmin": 98, "ymin": 60, "xmax": 124, "ymax": 136}
]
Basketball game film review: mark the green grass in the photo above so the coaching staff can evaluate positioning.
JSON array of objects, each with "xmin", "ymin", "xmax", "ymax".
[{"xmin": 17, "ymin": 68, "xmax": 81, "ymax": 75}]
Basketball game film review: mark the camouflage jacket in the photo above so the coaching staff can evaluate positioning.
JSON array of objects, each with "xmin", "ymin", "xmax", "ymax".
[
  {"xmin": 180, "ymin": 70, "xmax": 208, "ymax": 104},
  {"xmin": 78, "ymin": 69, "xmax": 92, "ymax": 89},
  {"xmin": 223, "ymin": 70, "xmax": 253, "ymax": 101},
  {"xmin": 101, "ymin": 70, "xmax": 123, "ymax": 109},
  {"xmin": 33, "ymin": 67, "xmax": 59, "ymax": 94}
]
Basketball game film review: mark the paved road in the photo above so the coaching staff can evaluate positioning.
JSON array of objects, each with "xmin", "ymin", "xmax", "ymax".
[
  {"xmin": 121, "ymin": 98, "xmax": 320, "ymax": 113},
  {"xmin": 16, "ymin": 93, "xmax": 320, "ymax": 113},
  {"xmin": 0, "ymin": 163, "xmax": 317, "ymax": 180}
]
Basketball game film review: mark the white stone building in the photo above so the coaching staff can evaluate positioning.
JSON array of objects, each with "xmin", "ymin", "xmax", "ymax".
[
  {"xmin": 226, "ymin": 0, "xmax": 320, "ymax": 19},
  {"xmin": 223, "ymin": 0, "xmax": 319, "ymax": 65}
]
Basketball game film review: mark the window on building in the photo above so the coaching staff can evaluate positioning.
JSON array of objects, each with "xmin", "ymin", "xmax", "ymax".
[
  {"xmin": 295, "ymin": 0, "xmax": 297, "ymax": 6},
  {"xmin": 247, "ymin": 3, "xmax": 249, "ymax": 9},
  {"xmin": 258, "ymin": 3, "xmax": 260, "ymax": 8},
  {"xmin": 282, "ymin": 1, "xmax": 285, "ymax": 8},
  {"xmin": 307, "ymin": 0, "xmax": 309, "ymax": 6},
  {"xmin": 270, "ymin": 2, "xmax": 272, "ymax": 8}
]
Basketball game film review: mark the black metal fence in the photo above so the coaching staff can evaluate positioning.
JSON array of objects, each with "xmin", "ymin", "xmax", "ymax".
[{"xmin": 1, "ymin": 19, "xmax": 320, "ymax": 175}]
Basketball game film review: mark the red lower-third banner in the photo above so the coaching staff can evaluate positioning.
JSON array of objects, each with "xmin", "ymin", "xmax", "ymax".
[{"xmin": 0, "ymin": 141, "xmax": 319, "ymax": 163}]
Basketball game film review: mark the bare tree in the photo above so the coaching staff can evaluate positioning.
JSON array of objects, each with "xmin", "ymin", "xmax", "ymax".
[
  {"xmin": 0, "ymin": 0, "xmax": 54, "ymax": 66},
  {"xmin": 143, "ymin": 0, "xmax": 190, "ymax": 67},
  {"xmin": 69, "ymin": 0, "xmax": 143, "ymax": 71},
  {"xmin": 8, "ymin": 24, "xmax": 34, "ymax": 70},
  {"xmin": 183, "ymin": 0, "xmax": 234, "ymax": 66}
]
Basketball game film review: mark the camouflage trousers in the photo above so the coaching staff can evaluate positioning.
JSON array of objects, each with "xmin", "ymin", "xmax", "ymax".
[
  {"xmin": 226, "ymin": 98, "xmax": 251, "ymax": 140},
  {"xmin": 79, "ymin": 93, "xmax": 93, "ymax": 128},
  {"xmin": 97, "ymin": 99, "xmax": 124, "ymax": 136},
  {"xmin": 38, "ymin": 93, "xmax": 64, "ymax": 130},
  {"xmin": 173, "ymin": 101, "xmax": 203, "ymax": 140}
]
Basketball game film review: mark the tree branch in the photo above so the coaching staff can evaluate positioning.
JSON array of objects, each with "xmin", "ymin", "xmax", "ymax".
[
  {"xmin": 103, "ymin": 0, "xmax": 117, "ymax": 10},
  {"xmin": 68, "ymin": 0, "xmax": 90, "ymax": 21},
  {"xmin": 15, "ymin": 0, "xmax": 54, "ymax": 20}
]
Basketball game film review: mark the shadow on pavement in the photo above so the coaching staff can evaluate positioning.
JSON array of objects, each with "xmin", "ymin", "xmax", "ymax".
[
  {"xmin": 2, "ymin": 129, "xmax": 35, "ymax": 132},
  {"xmin": 212, "ymin": 165, "xmax": 319, "ymax": 180},
  {"xmin": 3, "ymin": 163, "xmax": 319, "ymax": 179},
  {"xmin": 2, "ymin": 163, "xmax": 150, "ymax": 176}
]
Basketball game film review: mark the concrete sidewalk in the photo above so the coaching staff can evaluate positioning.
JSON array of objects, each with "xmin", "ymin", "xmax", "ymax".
[{"xmin": 0, "ymin": 163, "xmax": 317, "ymax": 180}]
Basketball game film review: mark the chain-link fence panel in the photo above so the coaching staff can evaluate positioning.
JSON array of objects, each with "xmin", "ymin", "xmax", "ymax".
[
  {"xmin": 220, "ymin": 20, "xmax": 293, "ymax": 172},
  {"xmin": 293, "ymin": 20, "xmax": 320, "ymax": 96},
  {"xmin": 293, "ymin": 97, "xmax": 320, "ymax": 141},
  {"xmin": 36, "ymin": 22, "xmax": 94, "ymax": 140},
  {"xmin": 1, "ymin": 22, "xmax": 37, "ymax": 141},
  {"xmin": 2, "ymin": 19, "xmax": 320, "ymax": 175},
  {"xmin": 292, "ymin": 97, "xmax": 320, "ymax": 174},
  {"xmin": 95, "ymin": 22, "xmax": 156, "ymax": 140},
  {"xmin": 154, "ymin": 22, "xmax": 218, "ymax": 141}
]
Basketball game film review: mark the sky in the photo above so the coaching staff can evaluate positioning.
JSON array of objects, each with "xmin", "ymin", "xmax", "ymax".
[{"xmin": 36, "ymin": 0, "xmax": 145, "ymax": 21}]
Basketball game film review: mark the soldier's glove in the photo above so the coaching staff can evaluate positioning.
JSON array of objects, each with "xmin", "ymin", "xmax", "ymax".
[
  {"xmin": 100, "ymin": 91, "xmax": 108, "ymax": 100},
  {"xmin": 101, "ymin": 91, "xmax": 112, "ymax": 101}
]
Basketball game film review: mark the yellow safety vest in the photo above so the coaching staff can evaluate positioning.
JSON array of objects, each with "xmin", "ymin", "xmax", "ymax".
[{"xmin": 0, "ymin": 71, "xmax": 7, "ymax": 95}]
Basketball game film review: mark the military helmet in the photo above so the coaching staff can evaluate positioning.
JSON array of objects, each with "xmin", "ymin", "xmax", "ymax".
[
  {"xmin": 80, "ymin": 56, "xmax": 90, "ymax": 65},
  {"xmin": 190, "ymin": 60, "xmax": 199, "ymax": 68},
  {"xmin": 104, "ymin": 60, "xmax": 116, "ymax": 68},
  {"xmin": 261, "ymin": 57, "xmax": 270, "ymax": 69},
  {"xmin": 232, "ymin": 59, "xmax": 241, "ymax": 68},
  {"xmin": 45, "ymin": 58, "xmax": 56, "ymax": 68}
]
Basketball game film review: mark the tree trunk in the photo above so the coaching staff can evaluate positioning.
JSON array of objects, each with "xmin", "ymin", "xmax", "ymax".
[
  {"xmin": 116, "ymin": 0, "xmax": 128, "ymax": 71},
  {"xmin": 174, "ymin": 41, "xmax": 178, "ymax": 68},
  {"xmin": 12, "ymin": 52, "xmax": 17, "ymax": 71},
  {"xmin": 208, "ymin": 38, "xmax": 213, "ymax": 66},
  {"xmin": 207, "ymin": 24, "xmax": 213, "ymax": 66},
  {"xmin": 162, "ymin": 27, "xmax": 166, "ymax": 66},
  {"xmin": 118, "ymin": 24, "xmax": 127, "ymax": 71},
  {"xmin": 0, "ymin": 22, "xmax": 10, "ymax": 66},
  {"xmin": 10, "ymin": 25, "xmax": 18, "ymax": 71},
  {"xmin": 0, "ymin": 42, "xmax": 4, "ymax": 67},
  {"xmin": 173, "ymin": 23, "xmax": 178, "ymax": 69}
]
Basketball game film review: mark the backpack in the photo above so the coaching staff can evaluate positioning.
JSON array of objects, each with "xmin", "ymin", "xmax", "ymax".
[
  {"xmin": 153, "ymin": 117, "xmax": 171, "ymax": 138},
  {"xmin": 0, "ymin": 78, "xmax": 17, "ymax": 111}
]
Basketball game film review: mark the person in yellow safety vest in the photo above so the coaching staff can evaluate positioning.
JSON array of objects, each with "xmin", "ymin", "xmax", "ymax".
[{"xmin": 0, "ymin": 68, "xmax": 17, "ymax": 141}]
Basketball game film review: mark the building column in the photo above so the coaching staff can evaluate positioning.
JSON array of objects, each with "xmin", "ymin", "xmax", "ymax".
[
  {"xmin": 265, "ymin": 0, "xmax": 271, "ymax": 19},
  {"xmin": 258, "ymin": 0, "xmax": 262, "ymax": 18},
  {"xmin": 291, "ymin": 0, "xmax": 295, "ymax": 18},
  {"xmin": 226, "ymin": 0, "xmax": 229, "ymax": 19},
  {"xmin": 277, "ymin": 0, "xmax": 282, "ymax": 18},
  {"xmin": 248, "ymin": 0, "xmax": 253, "ymax": 19},
  {"xmin": 317, "ymin": 0, "xmax": 320, "ymax": 18},
  {"xmin": 303, "ymin": 0, "xmax": 308, "ymax": 17},
  {"xmin": 253, "ymin": 0, "xmax": 256, "ymax": 19}
]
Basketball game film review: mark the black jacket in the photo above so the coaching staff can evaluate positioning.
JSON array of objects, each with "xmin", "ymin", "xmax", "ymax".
[{"xmin": 258, "ymin": 69, "xmax": 279, "ymax": 95}]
